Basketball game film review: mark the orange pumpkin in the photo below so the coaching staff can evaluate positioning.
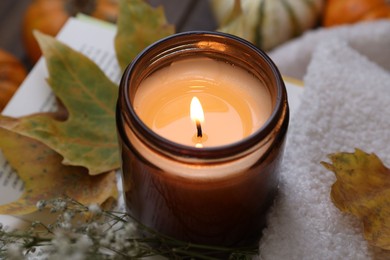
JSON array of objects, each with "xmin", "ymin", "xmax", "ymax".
[
  {"xmin": 0, "ymin": 49, "xmax": 27, "ymax": 111},
  {"xmin": 22, "ymin": 0, "xmax": 119, "ymax": 64},
  {"xmin": 323, "ymin": 0, "xmax": 390, "ymax": 27}
]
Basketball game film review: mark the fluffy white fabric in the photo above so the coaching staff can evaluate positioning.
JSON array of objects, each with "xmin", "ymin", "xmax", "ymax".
[
  {"xmin": 259, "ymin": 36, "xmax": 390, "ymax": 259},
  {"xmin": 269, "ymin": 20, "xmax": 390, "ymax": 80}
]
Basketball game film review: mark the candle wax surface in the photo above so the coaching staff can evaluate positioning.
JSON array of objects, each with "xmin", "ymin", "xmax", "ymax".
[{"xmin": 134, "ymin": 58, "xmax": 272, "ymax": 147}]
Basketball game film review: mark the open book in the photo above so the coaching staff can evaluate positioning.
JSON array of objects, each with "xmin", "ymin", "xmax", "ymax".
[{"xmin": 0, "ymin": 16, "xmax": 303, "ymax": 228}]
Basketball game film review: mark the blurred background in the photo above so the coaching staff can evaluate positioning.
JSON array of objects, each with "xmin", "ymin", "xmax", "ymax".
[
  {"xmin": 0, "ymin": 0, "xmax": 217, "ymax": 67},
  {"xmin": 0, "ymin": 0, "xmax": 32, "ymax": 64}
]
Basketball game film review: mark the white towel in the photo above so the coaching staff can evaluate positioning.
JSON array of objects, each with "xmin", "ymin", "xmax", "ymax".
[
  {"xmin": 258, "ymin": 37, "xmax": 390, "ymax": 259},
  {"xmin": 269, "ymin": 20, "xmax": 390, "ymax": 80}
]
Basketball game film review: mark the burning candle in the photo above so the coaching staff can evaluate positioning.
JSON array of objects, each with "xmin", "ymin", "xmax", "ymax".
[
  {"xmin": 133, "ymin": 57, "xmax": 272, "ymax": 147},
  {"xmin": 190, "ymin": 96, "xmax": 205, "ymax": 146},
  {"xmin": 190, "ymin": 97, "xmax": 204, "ymax": 137},
  {"xmin": 116, "ymin": 31, "xmax": 289, "ymax": 246}
]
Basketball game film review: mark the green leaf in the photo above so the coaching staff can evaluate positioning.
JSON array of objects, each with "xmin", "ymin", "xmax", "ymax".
[
  {"xmin": 0, "ymin": 116, "xmax": 117, "ymax": 215},
  {"xmin": 115, "ymin": 0, "xmax": 175, "ymax": 71},
  {"xmin": 1, "ymin": 31, "xmax": 119, "ymax": 175}
]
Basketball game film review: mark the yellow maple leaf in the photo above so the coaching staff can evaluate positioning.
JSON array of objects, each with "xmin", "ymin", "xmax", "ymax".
[
  {"xmin": 0, "ymin": 116, "xmax": 117, "ymax": 215},
  {"xmin": 321, "ymin": 149, "xmax": 390, "ymax": 250}
]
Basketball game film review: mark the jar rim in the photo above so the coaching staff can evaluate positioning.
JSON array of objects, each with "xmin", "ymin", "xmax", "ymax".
[{"xmin": 118, "ymin": 31, "xmax": 288, "ymax": 159}]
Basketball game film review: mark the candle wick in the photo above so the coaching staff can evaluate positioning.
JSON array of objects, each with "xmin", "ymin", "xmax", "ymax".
[{"xmin": 196, "ymin": 120, "xmax": 203, "ymax": 138}]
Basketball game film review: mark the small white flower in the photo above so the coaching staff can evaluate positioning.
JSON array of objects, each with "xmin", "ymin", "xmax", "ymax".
[
  {"xmin": 6, "ymin": 244, "xmax": 24, "ymax": 260},
  {"xmin": 99, "ymin": 229, "xmax": 114, "ymax": 247},
  {"xmin": 51, "ymin": 230, "xmax": 70, "ymax": 252},
  {"xmin": 36, "ymin": 200, "xmax": 46, "ymax": 210},
  {"xmin": 124, "ymin": 222, "xmax": 137, "ymax": 235},
  {"xmin": 63, "ymin": 212, "xmax": 73, "ymax": 223},
  {"xmin": 88, "ymin": 204, "xmax": 101, "ymax": 215},
  {"xmin": 86, "ymin": 222, "xmax": 102, "ymax": 237},
  {"xmin": 60, "ymin": 222, "xmax": 72, "ymax": 230},
  {"xmin": 56, "ymin": 201, "xmax": 67, "ymax": 211},
  {"xmin": 76, "ymin": 235, "xmax": 93, "ymax": 251}
]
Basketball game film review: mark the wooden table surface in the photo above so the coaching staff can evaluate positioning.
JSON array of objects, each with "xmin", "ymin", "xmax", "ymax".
[{"xmin": 0, "ymin": 0, "xmax": 217, "ymax": 68}]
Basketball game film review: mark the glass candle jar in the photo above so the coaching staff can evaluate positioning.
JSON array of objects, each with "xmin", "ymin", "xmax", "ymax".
[{"xmin": 116, "ymin": 31, "xmax": 289, "ymax": 246}]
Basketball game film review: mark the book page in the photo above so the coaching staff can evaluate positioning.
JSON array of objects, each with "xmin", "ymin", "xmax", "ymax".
[{"xmin": 0, "ymin": 17, "xmax": 120, "ymax": 227}]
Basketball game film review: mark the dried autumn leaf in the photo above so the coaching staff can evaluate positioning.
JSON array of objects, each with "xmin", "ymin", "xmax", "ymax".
[
  {"xmin": 1, "ymin": 31, "xmax": 119, "ymax": 175},
  {"xmin": 0, "ymin": 116, "xmax": 117, "ymax": 215},
  {"xmin": 321, "ymin": 149, "xmax": 390, "ymax": 250},
  {"xmin": 115, "ymin": 0, "xmax": 174, "ymax": 71}
]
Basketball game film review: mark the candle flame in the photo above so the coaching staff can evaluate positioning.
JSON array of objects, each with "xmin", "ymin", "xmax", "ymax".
[
  {"xmin": 195, "ymin": 143, "xmax": 203, "ymax": 148},
  {"xmin": 190, "ymin": 97, "xmax": 204, "ymax": 123}
]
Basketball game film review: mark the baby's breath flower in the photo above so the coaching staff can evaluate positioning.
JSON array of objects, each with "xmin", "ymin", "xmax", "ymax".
[
  {"xmin": 86, "ymin": 222, "xmax": 102, "ymax": 237},
  {"xmin": 75, "ymin": 235, "xmax": 93, "ymax": 252},
  {"xmin": 63, "ymin": 212, "xmax": 73, "ymax": 223},
  {"xmin": 0, "ymin": 197, "xmax": 259, "ymax": 259},
  {"xmin": 31, "ymin": 221, "xmax": 41, "ymax": 228},
  {"xmin": 52, "ymin": 199, "xmax": 67, "ymax": 212},
  {"xmin": 59, "ymin": 221, "xmax": 72, "ymax": 230},
  {"xmin": 99, "ymin": 229, "xmax": 114, "ymax": 247},
  {"xmin": 124, "ymin": 222, "xmax": 137, "ymax": 235},
  {"xmin": 88, "ymin": 203, "xmax": 101, "ymax": 215},
  {"xmin": 51, "ymin": 230, "xmax": 70, "ymax": 252},
  {"xmin": 6, "ymin": 244, "xmax": 24, "ymax": 260},
  {"xmin": 36, "ymin": 200, "xmax": 46, "ymax": 211}
]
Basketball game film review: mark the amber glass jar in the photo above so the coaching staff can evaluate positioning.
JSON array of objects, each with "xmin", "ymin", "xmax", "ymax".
[{"xmin": 116, "ymin": 31, "xmax": 289, "ymax": 246}]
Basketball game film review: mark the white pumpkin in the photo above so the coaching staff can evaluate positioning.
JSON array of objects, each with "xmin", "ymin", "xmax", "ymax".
[{"xmin": 211, "ymin": 0, "xmax": 324, "ymax": 51}]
